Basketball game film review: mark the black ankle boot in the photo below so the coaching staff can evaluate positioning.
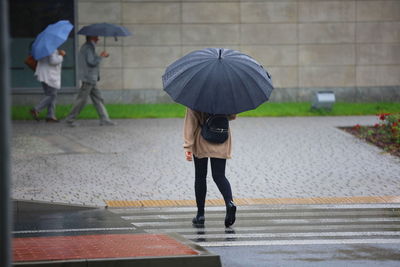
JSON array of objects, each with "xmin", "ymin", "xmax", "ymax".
[
  {"xmin": 192, "ymin": 215, "xmax": 205, "ymax": 225},
  {"xmin": 225, "ymin": 201, "xmax": 236, "ymax": 227}
]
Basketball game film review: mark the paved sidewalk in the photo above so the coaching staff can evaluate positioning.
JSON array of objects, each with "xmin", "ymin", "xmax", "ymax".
[
  {"xmin": 11, "ymin": 116, "xmax": 400, "ymax": 207},
  {"xmin": 13, "ymin": 233, "xmax": 221, "ymax": 267}
]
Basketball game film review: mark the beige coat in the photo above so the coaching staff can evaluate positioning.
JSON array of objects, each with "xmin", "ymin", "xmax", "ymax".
[{"xmin": 183, "ymin": 108, "xmax": 236, "ymax": 159}]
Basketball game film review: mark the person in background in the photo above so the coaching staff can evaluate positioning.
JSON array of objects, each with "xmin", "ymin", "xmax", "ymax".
[
  {"xmin": 64, "ymin": 35, "xmax": 114, "ymax": 127},
  {"xmin": 30, "ymin": 49, "xmax": 65, "ymax": 122},
  {"xmin": 183, "ymin": 108, "xmax": 237, "ymax": 227}
]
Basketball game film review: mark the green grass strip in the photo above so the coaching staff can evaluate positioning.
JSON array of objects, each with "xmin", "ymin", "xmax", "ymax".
[{"xmin": 12, "ymin": 102, "xmax": 400, "ymax": 120}]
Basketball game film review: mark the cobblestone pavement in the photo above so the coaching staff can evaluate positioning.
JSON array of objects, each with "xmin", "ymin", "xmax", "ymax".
[{"xmin": 11, "ymin": 116, "xmax": 400, "ymax": 207}]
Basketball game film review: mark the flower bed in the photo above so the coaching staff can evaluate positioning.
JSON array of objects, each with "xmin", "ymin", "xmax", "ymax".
[{"xmin": 341, "ymin": 113, "xmax": 400, "ymax": 158}]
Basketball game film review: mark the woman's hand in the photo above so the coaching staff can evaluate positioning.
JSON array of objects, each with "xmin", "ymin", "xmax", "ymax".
[{"xmin": 185, "ymin": 151, "xmax": 193, "ymax": 161}]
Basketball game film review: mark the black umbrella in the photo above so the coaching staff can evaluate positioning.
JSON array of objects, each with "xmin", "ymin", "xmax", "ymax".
[
  {"xmin": 162, "ymin": 48, "xmax": 273, "ymax": 114},
  {"xmin": 77, "ymin": 23, "xmax": 132, "ymax": 48}
]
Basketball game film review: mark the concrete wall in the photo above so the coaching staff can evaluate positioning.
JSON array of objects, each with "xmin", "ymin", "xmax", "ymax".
[{"xmin": 47, "ymin": 0, "xmax": 400, "ymax": 103}]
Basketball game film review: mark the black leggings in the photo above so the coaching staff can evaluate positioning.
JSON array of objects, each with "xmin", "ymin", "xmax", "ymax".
[{"xmin": 193, "ymin": 156, "xmax": 233, "ymax": 215}]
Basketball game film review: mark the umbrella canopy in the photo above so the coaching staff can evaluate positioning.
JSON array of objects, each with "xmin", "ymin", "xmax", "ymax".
[
  {"xmin": 31, "ymin": 20, "xmax": 73, "ymax": 60},
  {"xmin": 77, "ymin": 23, "xmax": 132, "ymax": 37},
  {"xmin": 162, "ymin": 48, "xmax": 274, "ymax": 114}
]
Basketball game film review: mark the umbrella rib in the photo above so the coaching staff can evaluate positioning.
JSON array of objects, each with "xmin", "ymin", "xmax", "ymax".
[
  {"xmin": 232, "ymin": 61, "xmax": 272, "ymax": 99},
  {"xmin": 185, "ymin": 62, "xmax": 218, "ymax": 112},
  {"xmin": 224, "ymin": 62, "xmax": 260, "ymax": 109},
  {"xmin": 168, "ymin": 61, "xmax": 215, "ymax": 110},
  {"xmin": 220, "ymin": 62, "xmax": 238, "ymax": 114}
]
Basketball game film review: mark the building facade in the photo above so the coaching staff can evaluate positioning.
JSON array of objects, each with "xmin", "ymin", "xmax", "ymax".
[{"xmin": 11, "ymin": 0, "xmax": 400, "ymax": 104}]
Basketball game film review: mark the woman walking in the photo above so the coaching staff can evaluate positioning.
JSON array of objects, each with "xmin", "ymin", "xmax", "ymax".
[
  {"xmin": 183, "ymin": 108, "xmax": 237, "ymax": 227},
  {"xmin": 30, "ymin": 49, "xmax": 65, "ymax": 122}
]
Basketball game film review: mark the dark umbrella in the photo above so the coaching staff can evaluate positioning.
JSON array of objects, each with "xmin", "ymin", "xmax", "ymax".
[
  {"xmin": 162, "ymin": 48, "xmax": 273, "ymax": 114},
  {"xmin": 77, "ymin": 23, "xmax": 132, "ymax": 47}
]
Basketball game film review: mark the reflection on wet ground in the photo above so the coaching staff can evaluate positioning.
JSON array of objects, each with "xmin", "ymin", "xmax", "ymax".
[
  {"xmin": 191, "ymin": 225, "xmax": 238, "ymax": 243},
  {"xmin": 13, "ymin": 201, "xmax": 141, "ymax": 238},
  {"xmin": 259, "ymin": 244, "xmax": 400, "ymax": 262},
  {"xmin": 210, "ymin": 244, "xmax": 400, "ymax": 267}
]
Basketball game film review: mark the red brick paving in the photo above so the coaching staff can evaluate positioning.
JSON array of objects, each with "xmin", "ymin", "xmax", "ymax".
[{"xmin": 13, "ymin": 234, "xmax": 198, "ymax": 262}]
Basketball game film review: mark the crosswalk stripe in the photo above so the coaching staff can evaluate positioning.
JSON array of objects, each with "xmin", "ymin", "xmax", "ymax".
[
  {"xmin": 183, "ymin": 231, "xmax": 400, "ymax": 240},
  {"xmin": 198, "ymin": 239, "xmax": 400, "ymax": 247},
  {"xmin": 108, "ymin": 203, "xmax": 400, "ymax": 214},
  {"xmin": 112, "ymin": 205, "xmax": 400, "ymax": 247},
  {"xmin": 129, "ymin": 217, "xmax": 400, "ymax": 227},
  {"xmin": 144, "ymin": 224, "xmax": 400, "ymax": 234},
  {"xmin": 120, "ymin": 210, "xmax": 398, "ymax": 220}
]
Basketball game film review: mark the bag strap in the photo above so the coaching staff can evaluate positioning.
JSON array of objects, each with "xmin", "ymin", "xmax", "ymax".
[{"xmin": 201, "ymin": 113, "xmax": 229, "ymax": 126}]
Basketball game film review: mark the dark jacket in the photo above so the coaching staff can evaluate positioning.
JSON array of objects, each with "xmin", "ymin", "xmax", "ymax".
[{"xmin": 78, "ymin": 41, "xmax": 102, "ymax": 84}]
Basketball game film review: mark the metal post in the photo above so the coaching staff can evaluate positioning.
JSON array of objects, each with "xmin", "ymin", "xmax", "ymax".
[{"xmin": 0, "ymin": 0, "xmax": 12, "ymax": 266}]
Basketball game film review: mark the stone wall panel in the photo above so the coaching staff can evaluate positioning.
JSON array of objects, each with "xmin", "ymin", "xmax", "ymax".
[
  {"xmin": 241, "ymin": 1, "xmax": 297, "ymax": 23},
  {"xmin": 71, "ymin": 0, "xmax": 400, "ymax": 102},
  {"xmin": 78, "ymin": 2, "xmax": 121, "ymax": 24},
  {"xmin": 240, "ymin": 45, "xmax": 298, "ymax": 66},
  {"xmin": 357, "ymin": 66, "xmax": 400, "ymax": 86},
  {"xmin": 122, "ymin": 2, "xmax": 180, "ymax": 23},
  {"xmin": 182, "ymin": 2, "xmax": 239, "ymax": 23},
  {"xmin": 299, "ymin": 1, "xmax": 355, "ymax": 22},
  {"xmin": 357, "ymin": 0, "xmax": 400, "ymax": 22},
  {"xmin": 268, "ymin": 67, "xmax": 298, "ymax": 88},
  {"xmin": 123, "ymin": 47, "xmax": 181, "ymax": 68},
  {"xmin": 123, "ymin": 25, "xmax": 181, "ymax": 46},
  {"xmin": 241, "ymin": 24, "xmax": 297, "ymax": 45},
  {"xmin": 357, "ymin": 44, "xmax": 400, "ymax": 65},
  {"xmin": 97, "ymin": 68, "xmax": 123, "ymax": 90},
  {"xmin": 357, "ymin": 22, "xmax": 400, "ymax": 43},
  {"xmin": 300, "ymin": 66, "xmax": 356, "ymax": 87},
  {"xmin": 299, "ymin": 44, "xmax": 355, "ymax": 65},
  {"xmin": 182, "ymin": 24, "xmax": 240, "ymax": 45},
  {"xmin": 123, "ymin": 68, "xmax": 164, "ymax": 90},
  {"xmin": 299, "ymin": 23, "xmax": 355, "ymax": 44}
]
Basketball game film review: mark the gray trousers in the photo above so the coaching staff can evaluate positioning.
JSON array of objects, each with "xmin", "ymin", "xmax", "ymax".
[
  {"xmin": 35, "ymin": 82, "xmax": 57, "ymax": 119},
  {"xmin": 66, "ymin": 82, "xmax": 109, "ymax": 122}
]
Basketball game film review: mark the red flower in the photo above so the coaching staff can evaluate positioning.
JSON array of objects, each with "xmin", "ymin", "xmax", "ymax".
[
  {"xmin": 379, "ymin": 113, "xmax": 391, "ymax": 121},
  {"xmin": 354, "ymin": 124, "xmax": 361, "ymax": 130}
]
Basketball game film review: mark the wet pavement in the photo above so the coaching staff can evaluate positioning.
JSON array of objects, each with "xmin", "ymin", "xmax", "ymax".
[
  {"xmin": 12, "ymin": 201, "xmax": 400, "ymax": 266},
  {"xmin": 12, "ymin": 201, "xmax": 220, "ymax": 266},
  {"xmin": 13, "ymin": 201, "xmax": 140, "ymax": 238},
  {"xmin": 11, "ymin": 117, "xmax": 400, "ymax": 207},
  {"xmin": 11, "ymin": 116, "xmax": 400, "ymax": 266},
  {"xmin": 209, "ymin": 244, "xmax": 400, "ymax": 267}
]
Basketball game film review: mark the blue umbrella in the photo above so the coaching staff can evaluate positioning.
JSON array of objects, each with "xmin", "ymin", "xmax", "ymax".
[
  {"xmin": 31, "ymin": 20, "xmax": 74, "ymax": 60},
  {"xmin": 162, "ymin": 48, "xmax": 274, "ymax": 114}
]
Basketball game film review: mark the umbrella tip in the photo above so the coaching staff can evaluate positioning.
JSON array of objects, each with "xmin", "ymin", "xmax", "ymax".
[{"xmin": 218, "ymin": 49, "xmax": 222, "ymax": 59}]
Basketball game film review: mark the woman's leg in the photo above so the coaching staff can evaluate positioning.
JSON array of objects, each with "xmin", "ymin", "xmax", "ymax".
[
  {"xmin": 45, "ymin": 86, "xmax": 57, "ymax": 119},
  {"xmin": 210, "ymin": 158, "xmax": 236, "ymax": 227},
  {"xmin": 210, "ymin": 158, "xmax": 233, "ymax": 204},
  {"xmin": 193, "ymin": 156, "xmax": 208, "ymax": 217},
  {"xmin": 34, "ymin": 83, "xmax": 52, "ymax": 113}
]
